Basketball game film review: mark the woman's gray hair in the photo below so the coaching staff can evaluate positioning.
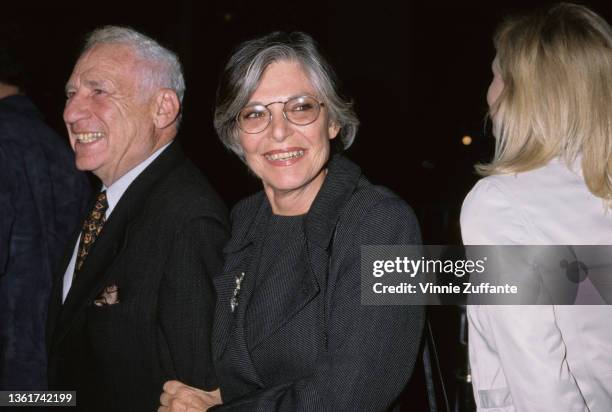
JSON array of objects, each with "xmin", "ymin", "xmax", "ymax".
[
  {"xmin": 214, "ymin": 31, "xmax": 359, "ymax": 157},
  {"xmin": 83, "ymin": 26, "xmax": 185, "ymax": 104}
]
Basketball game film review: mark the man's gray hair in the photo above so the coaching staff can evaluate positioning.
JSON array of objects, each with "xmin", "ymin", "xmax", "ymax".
[
  {"xmin": 214, "ymin": 31, "xmax": 359, "ymax": 157},
  {"xmin": 84, "ymin": 26, "xmax": 185, "ymax": 104}
]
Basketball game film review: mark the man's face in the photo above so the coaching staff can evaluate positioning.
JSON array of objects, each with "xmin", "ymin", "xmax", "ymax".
[{"xmin": 64, "ymin": 43, "xmax": 160, "ymax": 186}]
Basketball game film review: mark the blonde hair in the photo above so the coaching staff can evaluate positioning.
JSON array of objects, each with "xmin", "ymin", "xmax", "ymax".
[{"xmin": 478, "ymin": 3, "xmax": 612, "ymax": 203}]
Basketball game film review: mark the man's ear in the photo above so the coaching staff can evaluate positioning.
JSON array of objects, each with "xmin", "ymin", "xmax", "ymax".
[{"xmin": 153, "ymin": 89, "xmax": 180, "ymax": 129}]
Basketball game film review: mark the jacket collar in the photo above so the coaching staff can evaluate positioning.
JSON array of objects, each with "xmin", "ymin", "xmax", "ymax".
[
  {"xmin": 224, "ymin": 154, "xmax": 362, "ymax": 253},
  {"xmin": 304, "ymin": 154, "xmax": 362, "ymax": 248},
  {"xmin": 97, "ymin": 139, "xmax": 184, "ymax": 224}
]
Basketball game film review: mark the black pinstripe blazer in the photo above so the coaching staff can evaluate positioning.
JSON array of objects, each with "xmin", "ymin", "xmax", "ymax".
[
  {"xmin": 211, "ymin": 155, "xmax": 425, "ymax": 411},
  {"xmin": 46, "ymin": 142, "xmax": 230, "ymax": 411}
]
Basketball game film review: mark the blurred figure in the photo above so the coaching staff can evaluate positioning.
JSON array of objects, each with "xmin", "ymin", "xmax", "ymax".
[
  {"xmin": 0, "ymin": 43, "xmax": 90, "ymax": 389},
  {"xmin": 160, "ymin": 31, "xmax": 424, "ymax": 412},
  {"xmin": 462, "ymin": 3, "xmax": 612, "ymax": 411}
]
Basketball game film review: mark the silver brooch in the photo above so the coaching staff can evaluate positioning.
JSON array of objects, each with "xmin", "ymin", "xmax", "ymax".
[{"xmin": 230, "ymin": 272, "xmax": 245, "ymax": 313}]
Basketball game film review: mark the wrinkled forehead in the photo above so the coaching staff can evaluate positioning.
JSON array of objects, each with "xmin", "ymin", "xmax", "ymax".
[{"xmin": 68, "ymin": 43, "xmax": 143, "ymax": 87}]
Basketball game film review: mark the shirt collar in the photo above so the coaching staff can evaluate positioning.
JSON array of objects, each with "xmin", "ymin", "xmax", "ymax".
[{"xmin": 102, "ymin": 142, "xmax": 171, "ymax": 216}]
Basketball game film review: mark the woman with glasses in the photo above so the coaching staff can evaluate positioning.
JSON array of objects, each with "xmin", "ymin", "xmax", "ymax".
[
  {"xmin": 159, "ymin": 31, "xmax": 424, "ymax": 411},
  {"xmin": 461, "ymin": 4, "xmax": 612, "ymax": 411}
]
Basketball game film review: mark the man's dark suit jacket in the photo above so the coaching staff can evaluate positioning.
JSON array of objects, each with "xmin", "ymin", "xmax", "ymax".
[
  {"xmin": 211, "ymin": 155, "xmax": 425, "ymax": 411},
  {"xmin": 0, "ymin": 95, "xmax": 90, "ymax": 390},
  {"xmin": 47, "ymin": 141, "xmax": 230, "ymax": 412}
]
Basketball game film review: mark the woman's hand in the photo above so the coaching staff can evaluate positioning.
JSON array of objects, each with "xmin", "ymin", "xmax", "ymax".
[{"xmin": 159, "ymin": 380, "xmax": 222, "ymax": 412}]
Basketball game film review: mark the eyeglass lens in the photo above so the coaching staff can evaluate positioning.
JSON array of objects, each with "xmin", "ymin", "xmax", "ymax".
[{"xmin": 238, "ymin": 95, "xmax": 321, "ymax": 133}]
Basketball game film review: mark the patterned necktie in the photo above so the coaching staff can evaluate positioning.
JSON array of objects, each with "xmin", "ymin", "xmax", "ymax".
[{"xmin": 73, "ymin": 191, "xmax": 108, "ymax": 278}]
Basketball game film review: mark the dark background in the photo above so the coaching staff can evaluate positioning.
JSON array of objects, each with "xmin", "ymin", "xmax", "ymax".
[
  {"xmin": 3, "ymin": 1, "xmax": 612, "ymax": 410},
  {"xmin": 3, "ymin": 0, "xmax": 612, "ymax": 243}
]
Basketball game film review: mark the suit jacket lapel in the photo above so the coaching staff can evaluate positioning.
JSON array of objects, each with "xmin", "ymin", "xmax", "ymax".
[
  {"xmin": 53, "ymin": 205, "xmax": 129, "ymax": 344},
  {"xmin": 245, "ymin": 232, "xmax": 320, "ymax": 350},
  {"xmin": 50, "ymin": 141, "xmax": 185, "ymax": 347},
  {"xmin": 212, "ymin": 195, "xmax": 266, "ymax": 361},
  {"xmin": 46, "ymin": 222, "xmax": 83, "ymax": 352}
]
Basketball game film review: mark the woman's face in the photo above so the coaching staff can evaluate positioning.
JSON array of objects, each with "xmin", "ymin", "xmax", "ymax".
[{"xmin": 238, "ymin": 60, "xmax": 339, "ymax": 214}]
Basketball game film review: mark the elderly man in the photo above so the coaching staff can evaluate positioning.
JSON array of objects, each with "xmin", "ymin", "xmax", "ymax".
[{"xmin": 46, "ymin": 27, "xmax": 229, "ymax": 411}]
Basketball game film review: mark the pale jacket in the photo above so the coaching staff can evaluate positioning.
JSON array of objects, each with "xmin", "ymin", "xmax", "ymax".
[{"xmin": 461, "ymin": 158, "xmax": 612, "ymax": 412}]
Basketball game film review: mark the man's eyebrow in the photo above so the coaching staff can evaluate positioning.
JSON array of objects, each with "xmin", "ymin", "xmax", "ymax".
[
  {"xmin": 84, "ymin": 79, "xmax": 108, "ymax": 89},
  {"xmin": 65, "ymin": 83, "xmax": 75, "ymax": 94},
  {"xmin": 65, "ymin": 79, "xmax": 109, "ymax": 93}
]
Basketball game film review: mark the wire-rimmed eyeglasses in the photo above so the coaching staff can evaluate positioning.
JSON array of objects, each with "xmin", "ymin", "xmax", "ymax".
[{"xmin": 236, "ymin": 95, "xmax": 325, "ymax": 134}]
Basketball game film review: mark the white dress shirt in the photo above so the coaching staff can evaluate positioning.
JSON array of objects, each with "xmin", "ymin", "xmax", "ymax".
[
  {"xmin": 62, "ymin": 143, "xmax": 171, "ymax": 302},
  {"xmin": 461, "ymin": 158, "xmax": 612, "ymax": 411}
]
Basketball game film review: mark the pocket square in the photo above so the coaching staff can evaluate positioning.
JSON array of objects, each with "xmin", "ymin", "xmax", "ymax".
[{"xmin": 94, "ymin": 284, "xmax": 120, "ymax": 306}]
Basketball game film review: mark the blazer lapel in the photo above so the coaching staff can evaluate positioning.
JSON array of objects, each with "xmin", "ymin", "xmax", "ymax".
[
  {"xmin": 245, "ymin": 233, "xmax": 320, "ymax": 350},
  {"xmin": 212, "ymin": 195, "xmax": 267, "ymax": 360},
  {"xmin": 46, "ymin": 223, "xmax": 83, "ymax": 352},
  {"xmin": 212, "ymin": 241, "xmax": 256, "ymax": 360},
  {"xmin": 53, "ymin": 207, "xmax": 129, "ymax": 345}
]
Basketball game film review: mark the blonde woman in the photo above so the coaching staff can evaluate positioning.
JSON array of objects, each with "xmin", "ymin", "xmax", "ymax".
[{"xmin": 461, "ymin": 3, "xmax": 612, "ymax": 411}]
